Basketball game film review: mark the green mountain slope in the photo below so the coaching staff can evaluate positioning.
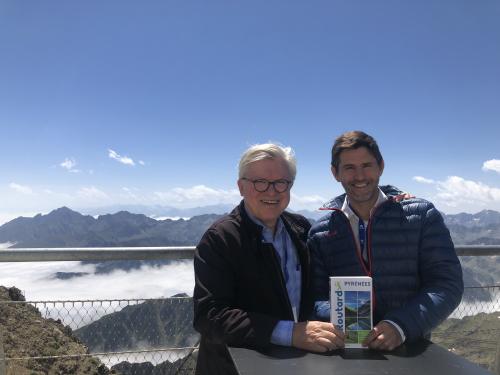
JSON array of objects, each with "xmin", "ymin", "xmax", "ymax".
[
  {"xmin": 0, "ymin": 286, "xmax": 118, "ymax": 375},
  {"xmin": 433, "ymin": 311, "xmax": 500, "ymax": 372}
]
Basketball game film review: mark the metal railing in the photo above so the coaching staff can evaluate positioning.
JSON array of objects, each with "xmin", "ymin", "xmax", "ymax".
[
  {"xmin": 0, "ymin": 245, "xmax": 499, "ymax": 375},
  {"xmin": 1, "ymin": 245, "xmax": 499, "ymax": 262},
  {"xmin": 0, "ymin": 246, "xmax": 196, "ymax": 262}
]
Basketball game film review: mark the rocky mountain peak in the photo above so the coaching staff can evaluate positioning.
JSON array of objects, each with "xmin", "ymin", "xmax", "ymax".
[{"xmin": 0, "ymin": 286, "xmax": 117, "ymax": 374}]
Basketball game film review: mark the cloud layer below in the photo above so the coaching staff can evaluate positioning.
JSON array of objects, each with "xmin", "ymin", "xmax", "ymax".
[{"xmin": 0, "ymin": 261, "xmax": 194, "ymax": 301}]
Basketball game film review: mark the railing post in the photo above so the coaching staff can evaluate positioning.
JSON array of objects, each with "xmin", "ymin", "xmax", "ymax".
[
  {"xmin": 0, "ymin": 329, "xmax": 6, "ymax": 375},
  {"xmin": 495, "ymin": 336, "xmax": 500, "ymax": 375}
]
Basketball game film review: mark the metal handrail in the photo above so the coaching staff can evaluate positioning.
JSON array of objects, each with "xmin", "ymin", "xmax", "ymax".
[
  {"xmin": 0, "ymin": 245, "xmax": 499, "ymax": 262},
  {"xmin": 454, "ymin": 245, "xmax": 500, "ymax": 256},
  {"xmin": 0, "ymin": 246, "xmax": 195, "ymax": 262}
]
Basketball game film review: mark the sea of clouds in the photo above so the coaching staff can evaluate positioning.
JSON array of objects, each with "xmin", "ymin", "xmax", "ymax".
[{"xmin": 0, "ymin": 259, "xmax": 194, "ymax": 301}]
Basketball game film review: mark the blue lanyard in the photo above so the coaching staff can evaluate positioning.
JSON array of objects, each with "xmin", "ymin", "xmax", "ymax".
[
  {"xmin": 358, "ymin": 219, "xmax": 366, "ymax": 252},
  {"xmin": 349, "ymin": 203, "xmax": 367, "ymax": 259}
]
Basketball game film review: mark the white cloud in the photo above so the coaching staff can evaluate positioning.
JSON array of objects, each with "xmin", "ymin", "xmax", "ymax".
[
  {"xmin": 482, "ymin": 159, "xmax": 500, "ymax": 174},
  {"xmin": 9, "ymin": 182, "xmax": 33, "ymax": 195},
  {"xmin": 108, "ymin": 149, "xmax": 135, "ymax": 166},
  {"xmin": 290, "ymin": 193, "xmax": 327, "ymax": 210},
  {"xmin": 413, "ymin": 176, "xmax": 435, "ymax": 184},
  {"xmin": 119, "ymin": 187, "xmax": 142, "ymax": 201},
  {"xmin": 138, "ymin": 160, "xmax": 145, "ymax": 166},
  {"xmin": 60, "ymin": 158, "xmax": 80, "ymax": 173},
  {"xmin": 153, "ymin": 185, "xmax": 327, "ymax": 211},
  {"xmin": 60, "ymin": 158, "xmax": 76, "ymax": 170},
  {"xmin": 77, "ymin": 186, "xmax": 109, "ymax": 200},
  {"xmin": 434, "ymin": 176, "xmax": 500, "ymax": 208},
  {"xmin": 154, "ymin": 185, "xmax": 241, "ymax": 207},
  {"xmin": 0, "ymin": 261, "xmax": 194, "ymax": 301}
]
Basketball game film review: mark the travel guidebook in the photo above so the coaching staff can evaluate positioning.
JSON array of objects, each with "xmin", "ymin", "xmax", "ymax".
[{"xmin": 330, "ymin": 276, "xmax": 373, "ymax": 348}]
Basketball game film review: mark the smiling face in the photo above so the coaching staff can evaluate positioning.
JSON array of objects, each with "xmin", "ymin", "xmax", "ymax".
[
  {"xmin": 332, "ymin": 147, "xmax": 384, "ymax": 217},
  {"xmin": 238, "ymin": 157, "xmax": 292, "ymax": 232}
]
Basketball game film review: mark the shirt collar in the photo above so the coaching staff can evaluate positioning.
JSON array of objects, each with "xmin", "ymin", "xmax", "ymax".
[
  {"xmin": 341, "ymin": 188, "xmax": 388, "ymax": 221},
  {"xmin": 243, "ymin": 203, "xmax": 284, "ymax": 241}
]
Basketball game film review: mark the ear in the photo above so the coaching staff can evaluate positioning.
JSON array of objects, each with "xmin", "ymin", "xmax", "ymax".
[
  {"xmin": 237, "ymin": 179, "xmax": 245, "ymax": 196},
  {"xmin": 331, "ymin": 165, "xmax": 341, "ymax": 182}
]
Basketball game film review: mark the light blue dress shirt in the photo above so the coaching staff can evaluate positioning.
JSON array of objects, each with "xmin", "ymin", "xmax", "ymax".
[{"xmin": 245, "ymin": 208, "xmax": 301, "ymax": 347}]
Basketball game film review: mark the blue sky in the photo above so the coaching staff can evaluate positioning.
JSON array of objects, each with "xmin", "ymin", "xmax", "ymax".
[{"xmin": 1, "ymin": 0, "xmax": 499, "ymax": 224}]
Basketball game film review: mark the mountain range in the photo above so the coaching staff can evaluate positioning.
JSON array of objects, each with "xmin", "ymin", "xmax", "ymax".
[
  {"xmin": 0, "ymin": 207, "xmax": 220, "ymax": 248},
  {"xmin": 78, "ymin": 203, "xmax": 327, "ymax": 221},
  {"xmin": 0, "ymin": 206, "xmax": 498, "ymax": 289},
  {"xmin": 1, "ymin": 206, "xmax": 500, "ymax": 248},
  {"xmin": 74, "ymin": 293, "xmax": 198, "ymax": 352}
]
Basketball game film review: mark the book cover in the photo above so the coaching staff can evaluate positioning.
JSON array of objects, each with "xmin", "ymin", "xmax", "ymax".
[{"xmin": 330, "ymin": 276, "xmax": 373, "ymax": 348}]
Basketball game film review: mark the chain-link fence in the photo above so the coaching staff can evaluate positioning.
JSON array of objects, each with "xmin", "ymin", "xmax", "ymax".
[
  {"xmin": 433, "ymin": 285, "xmax": 500, "ymax": 374},
  {"xmin": 452, "ymin": 285, "xmax": 500, "ymax": 318},
  {"xmin": 0, "ymin": 296, "xmax": 199, "ymax": 375},
  {"xmin": 0, "ymin": 286, "xmax": 498, "ymax": 374}
]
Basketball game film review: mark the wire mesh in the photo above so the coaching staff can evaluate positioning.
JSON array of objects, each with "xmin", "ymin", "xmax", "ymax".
[
  {"xmin": 0, "ymin": 296, "xmax": 199, "ymax": 375},
  {"xmin": 433, "ymin": 285, "xmax": 500, "ymax": 373},
  {"xmin": 0, "ymin": 245, "xmax": 498, "ymax": 375},
  {"xmin": 0, "ymin": 288, "xmax": 499, "ymax": 374}
]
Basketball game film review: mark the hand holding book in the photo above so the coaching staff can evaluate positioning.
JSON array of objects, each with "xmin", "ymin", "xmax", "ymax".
[
  {"xmin": 362, "ymin": 321, "xmax": 403, "ymax": 351},
  {"xmin": 291, "ymin": 321, "xmax": 345, "ymax": 352}
]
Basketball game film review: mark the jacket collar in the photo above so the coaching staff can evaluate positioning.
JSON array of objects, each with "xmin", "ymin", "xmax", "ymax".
[
  {"xmin": 321, "ymin": 184, "xmax": 403, "ymax": 210},
  {"xmin": 341, "ymin": 188, "xmax": 388, "ymax": 220},
  {"xmin": 234, "ymin": 199, "xmax": 307, "ymax": 238},
  {"xmin": 234, "ymin": 200, "xmax": 264, "ymax": 236}
]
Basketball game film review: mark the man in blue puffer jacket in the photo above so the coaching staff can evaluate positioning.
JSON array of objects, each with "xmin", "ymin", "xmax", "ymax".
[{"xmin": 308, "ymin": 130, "xmax": 463, "ymax": 351}]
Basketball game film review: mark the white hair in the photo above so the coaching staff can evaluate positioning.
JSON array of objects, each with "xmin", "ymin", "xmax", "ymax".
[{"xmin": 238, "ymin": 143, "xmax": 297, "ymax": 181}]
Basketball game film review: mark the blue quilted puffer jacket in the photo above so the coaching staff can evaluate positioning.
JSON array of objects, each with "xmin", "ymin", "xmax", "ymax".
[{"xmin": 308, "ymin": 186, "xmax": 464, "ymax": 342}]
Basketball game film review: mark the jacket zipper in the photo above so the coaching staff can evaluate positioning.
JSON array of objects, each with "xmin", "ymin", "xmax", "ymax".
[
  {"xmin": 322, "ymin": 207, "xmax": 371, "ymax": 276},
  {"xmin": 365, "ymin": 199, "xmax": 394, "ymax": 312},
  {"xmin": 323, "ymin": 199, "xmax": 394, "ymax": 313},
  {"xmin": 366, "ymin": 198, "xmax": 393, "ymax": 267}
]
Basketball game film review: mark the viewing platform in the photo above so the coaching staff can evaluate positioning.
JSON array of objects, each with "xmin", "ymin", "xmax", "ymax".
[{"xmin": 0, "ymin": 246, "xmax": 499, "ymax": 374}]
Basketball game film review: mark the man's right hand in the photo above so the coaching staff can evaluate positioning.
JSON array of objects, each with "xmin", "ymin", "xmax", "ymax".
[{"xmin": 292, "ymin": 321, "xmax": 345, "ymax": 352}]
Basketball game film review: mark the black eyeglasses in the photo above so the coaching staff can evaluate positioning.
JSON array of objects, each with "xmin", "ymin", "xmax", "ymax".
[{"xmin": 241, "ymin": 177, "xmax": 292, "ymax": 193}]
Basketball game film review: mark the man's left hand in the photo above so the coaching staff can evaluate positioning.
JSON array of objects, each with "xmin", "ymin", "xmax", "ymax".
[
  {"xmin": 362, "ymin": 321, "xmax": 403, "ymax": 351},
  {"xmin": 393, "ymin": 192, "xmax": 415, "ymax": 202}
]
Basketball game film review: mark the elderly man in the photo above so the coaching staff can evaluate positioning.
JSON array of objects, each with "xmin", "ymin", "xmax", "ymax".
[
  {"xmin": 309, "ymin": 131, "xmax": 463, "ymax": 351},
  {"xmin": 193, "ymin": 143, "xmax": 342, "ymax": 375}
]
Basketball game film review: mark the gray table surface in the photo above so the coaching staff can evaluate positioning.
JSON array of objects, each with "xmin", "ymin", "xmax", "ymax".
[{"xmin": 229, "ymin": 340, "xmax": 492, "ymax": 375}]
